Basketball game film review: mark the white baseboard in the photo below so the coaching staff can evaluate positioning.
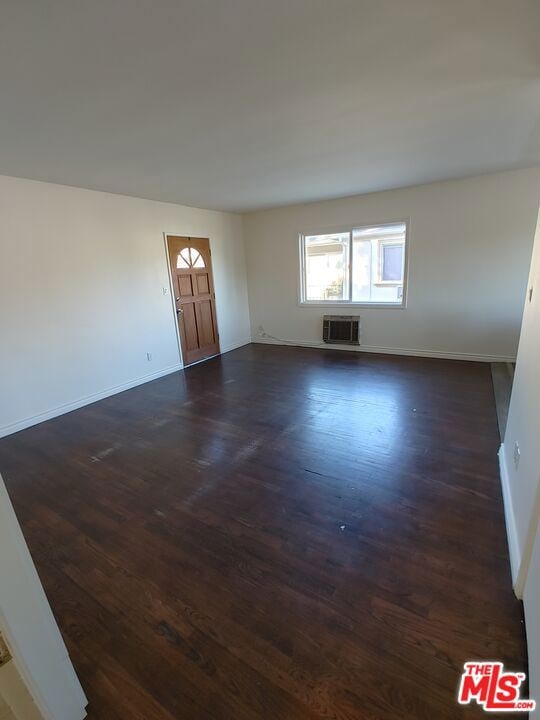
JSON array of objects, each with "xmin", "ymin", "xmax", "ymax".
[
  {"xmin": 252, "ymin": 336, "xmax": 515, "ymax": 363},
  {"xmin": 498, "ymin": 443, "xmax": 522, "ymax": 597},
  {"xmin": 0, "ymin": 340, "xmax": 252, "ymax": 440},
  {"xmin": 220, "ymin": 338, "xmax": 252, "ymax": 355},
  {"xmin": 0, "ymin": 363, "xmax": 183, "ymax": 439}
]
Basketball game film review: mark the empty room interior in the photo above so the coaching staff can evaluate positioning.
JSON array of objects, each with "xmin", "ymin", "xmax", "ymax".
[{"xmin": 1, "ymin": 2, "xmax": 540, "ymax": 719}]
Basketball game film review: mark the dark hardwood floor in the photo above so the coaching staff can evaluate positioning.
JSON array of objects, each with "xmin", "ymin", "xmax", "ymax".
[{"xmin": 0, "ymin": 344, "xmax": 526, "ymax": 719}]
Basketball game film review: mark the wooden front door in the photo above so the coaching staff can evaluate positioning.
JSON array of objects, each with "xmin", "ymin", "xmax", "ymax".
[{"xmin": 167, "ymin": 236, "xmax": 220, "ymax": 366}]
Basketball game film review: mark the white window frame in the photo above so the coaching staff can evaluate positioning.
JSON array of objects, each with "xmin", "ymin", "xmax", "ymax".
[{"xmin": 298, "ymin": 219, "xmax": 409, "ymax": 308}]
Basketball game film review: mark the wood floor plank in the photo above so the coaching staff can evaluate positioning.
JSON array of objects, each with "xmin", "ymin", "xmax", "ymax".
[{"xmin": 0, "ymin": 344, "xmax": 526, "ymax": 719}]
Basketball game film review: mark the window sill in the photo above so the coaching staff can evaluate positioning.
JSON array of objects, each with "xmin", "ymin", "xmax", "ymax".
[{"xmin": 299, "ymin": 301, "xmax": 406, "ymax": 309}]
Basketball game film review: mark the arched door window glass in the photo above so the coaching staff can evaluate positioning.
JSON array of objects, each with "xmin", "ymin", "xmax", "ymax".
[{"xmin": 177, "ymin": 247, "xmax": 206, "ymax": 269}]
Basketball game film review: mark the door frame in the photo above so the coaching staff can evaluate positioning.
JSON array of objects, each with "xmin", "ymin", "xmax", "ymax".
[{"xmin": 163, "ymin": 233, "xmax": 221, "ymax": 367}]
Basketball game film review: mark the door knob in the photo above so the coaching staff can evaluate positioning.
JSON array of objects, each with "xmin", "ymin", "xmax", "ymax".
[{"xmin": 176, "ymin": 308, "xmax": 183, "ymax": 314}]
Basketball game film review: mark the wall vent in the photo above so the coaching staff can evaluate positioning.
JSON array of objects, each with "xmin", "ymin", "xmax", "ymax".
[{"xmin": 322, "ymin": 316, "xmax": 360, "ymax": 345}]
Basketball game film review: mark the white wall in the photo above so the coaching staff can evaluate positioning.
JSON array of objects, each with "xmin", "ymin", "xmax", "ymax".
[
  {"xmin": 524, "ymin": 524, "xmax": 540, "ymax": 719},
  {"xmin": 500, "ymin": 202, "xmax": 540, "ymax": 593},
  {"xmin": 0, "ymin": 175, "xmax": 250, "ymax": 437},
  {"xmin": 497, "ymin": 202, "xmax": 540, "ymax": 712},
  {"xmin": 244, "ymin": 168, "xmax": 540, "ymax": 361}
]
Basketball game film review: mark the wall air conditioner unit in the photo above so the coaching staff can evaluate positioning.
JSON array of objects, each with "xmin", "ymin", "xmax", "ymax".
[{"xmin": 322, "ymin": 315, "xmax": 360, "ymax": 345}]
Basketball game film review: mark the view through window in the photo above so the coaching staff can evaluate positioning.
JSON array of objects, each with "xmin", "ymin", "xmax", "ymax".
[{"xmin": 300, "ymin": 222, "xmax": 407, "ymax": 305}]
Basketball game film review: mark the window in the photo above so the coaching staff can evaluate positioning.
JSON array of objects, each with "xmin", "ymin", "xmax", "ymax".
[
  {"xmin": 176, "ymin": 247, "xmax": 206, "ymax": 269},
  {"xmin": 300, "ymin": 221, "xmax": 407, "ymax": 306},
  {"xmin": 379, "ymin": 243, "xmax": 404, "ymax": 283}
]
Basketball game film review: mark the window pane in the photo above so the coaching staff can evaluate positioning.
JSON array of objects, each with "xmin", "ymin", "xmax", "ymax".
[
  {"xmin": 304, "ymin": 233, "xmax": 349, "ymax": 302},
  {"xmin": 351, "ymin": 222, "xmax": 406, "ymax": 303},
  {"xmin": 382, "ymin": 244, "xmax": 403, "ymax": 281},
  {"xmin": 351, "ymin": 233, "xmax": 371, "ymax": 302},
  {"xmin": 177, "ymin": 247, "xmax": 207, "ymax": 269},
  {"xmin": 176, "ymin": 253, "xmax": 190, "ymax": 269},
  {"xmin": 192, "ymin": 250, "xmax": 206, "ymax": 268}
]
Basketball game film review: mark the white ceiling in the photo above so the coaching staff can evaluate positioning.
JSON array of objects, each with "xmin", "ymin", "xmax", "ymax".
[{"xmin": 1, "ymin": 0, "xmax": 539, "ymax": 212}]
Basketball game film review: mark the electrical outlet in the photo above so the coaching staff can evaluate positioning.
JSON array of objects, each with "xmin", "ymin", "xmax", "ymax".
[
  {"xmin": 162, "ymin": 287, "xmax": 168, "ymax": 296},
  {"xmin": 513, "ymin": 441, "xmax": 521, "ymax": 469},
  {"xmin": 146, "ymin": 352, "xmax": 152, "ymax": 362}
]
